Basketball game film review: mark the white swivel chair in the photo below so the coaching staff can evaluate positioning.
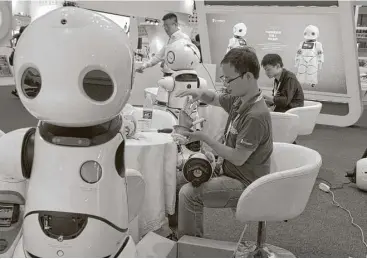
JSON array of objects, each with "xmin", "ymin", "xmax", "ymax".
[
  {"xmin": 235, "ymin": 142, "xmax": 322, "ymax": 258},
  {"xmin": 285, "ymin": 101, "xmax": 322, "ymax": 136},
  {"xmin": 270, "ymin": 112, "xmax": 299, "ymax": 143},
  {"xmin": 133, "ymin": 106, "xmax": 177, "ymax": 129},
  {"xmin": 0, "ymin": 130, "xmax": 4, "ymax": 137}
]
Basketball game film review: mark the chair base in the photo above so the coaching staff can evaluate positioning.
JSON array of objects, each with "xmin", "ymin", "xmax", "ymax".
[{"xmin": 235, "ymin": 241, "xmax": 296, "ymax": 258}]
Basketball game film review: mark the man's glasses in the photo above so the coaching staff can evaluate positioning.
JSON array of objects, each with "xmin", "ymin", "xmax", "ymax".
[{"xmin": 219, "ymin": 74, "xmax": 244, "ymax": 87}]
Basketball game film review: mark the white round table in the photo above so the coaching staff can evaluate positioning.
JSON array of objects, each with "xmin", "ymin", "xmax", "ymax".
[{"xmin": 125, "ymin": 131, "xmax": 177, "ymax": 236}]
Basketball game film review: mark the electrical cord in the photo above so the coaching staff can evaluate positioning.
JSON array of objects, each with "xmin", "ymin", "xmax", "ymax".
[
  {"xmin": 319, "ymin": 183, "xmax": 367, "ymax": 257},
  {"xmin": 317, "ymin": 177, "xmax": 352, "ymax": 190},
  {"xmin": 185, "ymin": 43, "xmax": 222, "ymax": 93},
  {"xmin": 232, "ymin": 223, "xmax": 248, "ymax": 258}
]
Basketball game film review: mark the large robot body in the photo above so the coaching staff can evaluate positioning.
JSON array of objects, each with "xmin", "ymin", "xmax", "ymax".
[
  {"xmin": 22, "ymin": 123, "xmax": 129, "ymax": 257},
  {"xmin": 0, "ymin": 6, "xmax": 145, "ymax": 258},
  {"xmin": 295, "ymin": 40, "xmax": 324, "ymax": 85},
  {"xmin": 226, "ymin": 23, "xmax": 247, "ymax": 53},
  {"xmin": 295, "ymin": 25, "xmax": 324, "ymax": 87},
  {"xmin": 154, "ymin": 39, "xmax": 208, "ymax": 119},
  {"xmin": 226, "ymin": 37, "xmax": 247, "ymax": 53}
]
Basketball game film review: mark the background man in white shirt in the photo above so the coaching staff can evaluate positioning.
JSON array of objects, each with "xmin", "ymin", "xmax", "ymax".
[{"xmin": 135, "ymin": 13, "xmax": 191, "ymax": 76}]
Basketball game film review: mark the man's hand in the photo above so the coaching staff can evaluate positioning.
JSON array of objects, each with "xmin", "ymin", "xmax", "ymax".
[
  {"xmin": 263, "ymin": 95, "xmax": 274, "ymax": 106},
  {"xmin": 181, "ymin": 131, "xmax": 206, "ymax": 143},
  {"xmin": 175, "ymin": 89, "xmax": 203, "ymax": 102},
  {"xmin": 135, "ymin": 65, "xmax": 146, "ymax": 73}
]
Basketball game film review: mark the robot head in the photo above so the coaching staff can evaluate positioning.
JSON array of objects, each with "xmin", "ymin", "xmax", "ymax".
[
  {"xmin": 233, "ymin": 23, "xmax": 247, "ymax": 38},
  {"xmin": 14, "ymin": 7, "xmax": 134, "ymax": 127},
  {"xmin": 165, "ymin": 39, "xmax": 200, "ymax": 71},
  {"xmin": 303, "ymin": 25, "xmax": 319, "ymax": 41}
]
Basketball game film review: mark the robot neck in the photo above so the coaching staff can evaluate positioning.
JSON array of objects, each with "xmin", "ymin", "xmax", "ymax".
[
  {"xmin": 234, "ymin": 35, "xmax": 243, "ymax": 39},
  {"xmin": 38, "ymin": 116, "xmax": 122, "ymax": 147},
  {"xmin": 306, "ymin": 39, "xmax": 316, "ymax": 42}
]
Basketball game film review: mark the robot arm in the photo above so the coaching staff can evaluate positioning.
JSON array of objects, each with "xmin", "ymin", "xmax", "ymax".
[
  {"xmin": 316, "ymin": 42, "xmax": 324, "ymax": 70},
  {"xmin": 157, "ymin": 76, "xmax": 175, "ymax": 92},
  {"xmin": 295, "ymin": 42, "xmax": 303, "ymax": 67},
  {"xmin": 0, "ymin": 127, "xmax": 35, "ymax": 182},
  {"xmin": 198, "ymin": 77, "xmax": 207, "ymax": 90},
  {"xmin": 0, "ymin": 128, "xmax": 34, "ymax": 258}
]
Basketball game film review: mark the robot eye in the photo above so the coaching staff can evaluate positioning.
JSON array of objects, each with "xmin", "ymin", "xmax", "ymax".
[
  {"xmin": 61, "ymin": 19, "xmax": 67, "ymax": 25},
  {"xmin": 312, "ymin": 32, "xmax": 315, "ymax": 35},
  {"xmin": 82, "ymin": 70, "xmax": 114, "ymax": 102},
  {"xmin": 21, "ymin": 67, "xmax": 42, "ymax": 99},
  {"xmin": 239, "ymin": 29, "xmax": 242, "ymax": 32}
]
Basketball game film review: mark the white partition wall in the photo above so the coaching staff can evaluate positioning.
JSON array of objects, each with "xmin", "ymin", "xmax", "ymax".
[{"xmin": 196, "ymin": 0, "xmax": 363, "ymax": 127}]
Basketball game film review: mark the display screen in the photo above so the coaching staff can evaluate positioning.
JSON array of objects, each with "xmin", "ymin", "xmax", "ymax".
[
  {"xmin": 175, "ymin": 74, "xmax": 198, "ymax": 82},
  {"xmin": 206, "ymin": 12, "xmax": 347, "ymax": 94},
  {"xmin": 0, "ymin": 204, "xmax": 13, "ymax": 227}
]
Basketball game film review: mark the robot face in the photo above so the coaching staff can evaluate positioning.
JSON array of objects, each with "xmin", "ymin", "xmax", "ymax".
[
  {"xmin": 233, "ymin": 23, "xmax": 247, "ymax": 38},
  {"xmin": 303, "ymin": 25, "xmax": 319, "ymax": 40},
  {"xmin": 14, "ymin": 7, "xmax": 134, "ymax": 127},
  {"xmin": 165, "ymin": 39, "xmax": 200, "ymax": 71}
]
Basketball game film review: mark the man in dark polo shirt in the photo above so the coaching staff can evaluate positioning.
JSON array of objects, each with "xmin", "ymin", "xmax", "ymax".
[
  {"xmin": 261, "ymin": 53, "xmax": 304, "ymax": 112},
  {"xmin": 170, "ymin": 47, "xmax": 273, "ymax": 239}
]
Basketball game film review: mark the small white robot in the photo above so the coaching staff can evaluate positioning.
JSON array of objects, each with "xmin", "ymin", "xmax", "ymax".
[
  {"xmin": 155, "ymin": 39, "xmax": 208, "ymax": 119},
  {"xmin": 226, "ymin": 23, "xmax": 247, "ymax": 53},
  {"xmin": 0, "ymin": 7, "xmax": 145, "ymax": 258},
  {"xmin": 295, "ymin": 25, "xmax": 324, "ymax": 87}
]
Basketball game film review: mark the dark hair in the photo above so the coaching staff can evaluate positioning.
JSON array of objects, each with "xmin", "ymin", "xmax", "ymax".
[
  {"xmin": 162, "ymin": 13, "xmax": 178, "ymax": 23},
  {"xmin": 195, "ymin": 34, "xmax": 200, "ymax": 42},
  {"xmin": 261, "ymin": 53, "xmax": 283, "ymax": 68},
  {"xmin": 221, "ymin": 47, "xmax": 260, "ymax": 79}
]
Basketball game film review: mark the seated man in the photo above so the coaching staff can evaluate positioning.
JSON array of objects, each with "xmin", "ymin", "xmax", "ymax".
[
  {"xmin": 170, "ymin": 47, "xmax": 273, "ymax": 239},
  {"xmin": 261, "ymin": 53, "xmax": 304, "ymax": 112}
]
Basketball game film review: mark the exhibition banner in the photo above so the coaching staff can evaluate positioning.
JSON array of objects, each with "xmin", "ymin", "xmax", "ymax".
[{"xmin": 206, "ymin": 12, "xmax": 347, "ymax": 94}]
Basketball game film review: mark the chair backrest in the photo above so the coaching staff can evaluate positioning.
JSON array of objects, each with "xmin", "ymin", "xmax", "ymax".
[
  {"xmin": 133, "ymin": 106, "xmax": 177, "ymax": 129},
  {"xmin": 285, "ymin": 101, "xmax": 322, "ymax": 136},
  {"xmin": 236, "ymin": 142, "xmax": 322, "ymax": 222},
  {"xmin": 270, "ymin": 112, "xmax": 299, "ymax": 143}
]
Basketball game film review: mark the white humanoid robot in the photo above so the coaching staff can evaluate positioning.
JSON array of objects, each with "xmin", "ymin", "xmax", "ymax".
[
  {"xmin": 155, "ymin": 39, "xmax": 208, "ymax": 120},
  {"xmin": 226, "ymin": 23, "xmax": 247, "ymax": 53},
  {"xmin": 0, "ymin": 7, "xmax": 146, "ymax": 258},
  {"xmin": 295, "ymin": 25, "xmax": 324, "ymax": 88}
]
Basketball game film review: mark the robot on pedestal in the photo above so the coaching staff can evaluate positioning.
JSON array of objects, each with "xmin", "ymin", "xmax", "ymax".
[
  {"xmin": 0, "ymin": 7, "xmax": 145, "ymax": 258},
  {"xmin": 226, "ymin": 23, "xmax": 247, "ymax": 53},
  {"xmin": 295, "ymin": 25, "xmax": 324, "ymax": 88}
]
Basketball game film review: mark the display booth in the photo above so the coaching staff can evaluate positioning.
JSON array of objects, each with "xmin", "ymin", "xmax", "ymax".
[{"xmin": 196, "ymin": 0, "xmax": 363, "ymax": 127}]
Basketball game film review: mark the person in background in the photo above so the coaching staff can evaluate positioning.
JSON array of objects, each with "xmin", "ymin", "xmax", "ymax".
[
  {"xmin": 135, "ymin": 13, "xmax": 191, "ymax": 76},
  {"xmin": 167, "ymin": 47, "xmax": 273, "ymax": 240},
  {"xmin": 10, "ymin": 26, "xmax": 27, "ymax": 97},
  {"xmin": 261, "ymin": 53, "xmax": 304, "ymax": 112}
]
